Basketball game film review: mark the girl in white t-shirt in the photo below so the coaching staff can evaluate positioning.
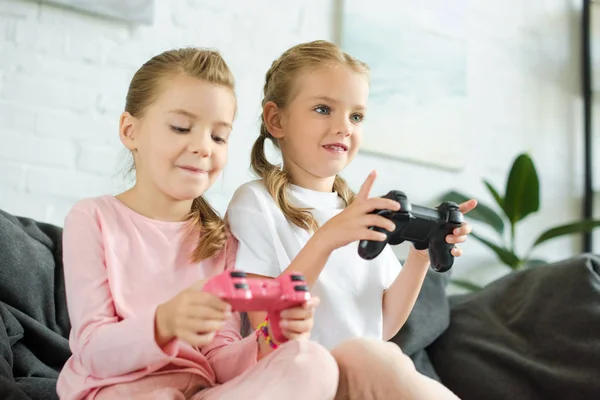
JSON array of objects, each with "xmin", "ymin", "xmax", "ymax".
[{"xmin": 226, "ymin": 39, "xmax": 477, "ymax": 399}]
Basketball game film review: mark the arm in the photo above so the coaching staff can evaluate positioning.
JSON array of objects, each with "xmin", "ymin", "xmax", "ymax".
[
  {"xmin": 227, "ymin": 176, "xmax": 400, "ymax": 331},
  {"xmin": 63, "ymin": 207, "xmax": 177, "ymax": 379},
  {"xmin": 271, "ymin": 229, "xmax": 331, "ymax": 286},
  {"xmin": 381, "ymin": 247, "xmax": 430, "ymax": 340}
]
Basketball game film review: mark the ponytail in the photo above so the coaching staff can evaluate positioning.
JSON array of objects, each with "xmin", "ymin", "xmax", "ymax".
[
  {"xmin": 188, "ymin": 196, "xmax": 228, "ymax": 262},
  {"xmin": 250, "ymin": 118, "xmax": 319, "ymax": 233},
  {"xmin": 333, "ymin": 175, "xmax": 355, "ymax": 207}
]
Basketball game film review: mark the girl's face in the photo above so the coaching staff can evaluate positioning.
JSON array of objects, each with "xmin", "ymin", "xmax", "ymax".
[
  {"xmin": 271, "ymin": 65, "xmax": 369, "ymax": 190},
  {"xmin": 121, "ymin": 74, "xmax": 236, "ymax": 202}
]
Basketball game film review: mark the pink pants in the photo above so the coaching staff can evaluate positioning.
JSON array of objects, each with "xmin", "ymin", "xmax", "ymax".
[
  {"xmin": 93, "ymin": 340, "xmax": 338, "ymax": 400},
  {"xmin": 94, "ymin": 338, "xmax": 459, "ymax": 400}
]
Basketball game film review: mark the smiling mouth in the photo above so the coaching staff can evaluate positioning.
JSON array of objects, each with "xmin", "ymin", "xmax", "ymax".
[
  {"xmin": 179, "ymin": 166, "xmax": 208, "ymax": 174},
  {"xmin": 322, "ymin": 144, "xmax": 348, "ymax": 152}
]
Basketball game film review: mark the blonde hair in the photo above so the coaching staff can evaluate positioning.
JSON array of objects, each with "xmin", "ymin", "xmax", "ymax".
[
  {"xmin": 125, "ymin": 47, "xmax": 234, "ymax": 262},
  {"xmin": 251, "ymin": 40, "xmax": 369, "ymax": 232}
]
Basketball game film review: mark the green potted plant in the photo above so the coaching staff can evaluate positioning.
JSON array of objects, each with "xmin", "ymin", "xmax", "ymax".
[{"xmin": 441, "ymin": 153, "xmax": 600, "ymax": 291}]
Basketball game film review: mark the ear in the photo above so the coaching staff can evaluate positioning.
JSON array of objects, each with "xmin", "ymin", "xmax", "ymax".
[
  {"xmin": 119, "ymin": 112, "xmax": 138, "ymax": 151},
  {"xmin": 263, "ymin": 101, "xmax": 285, "ymax": 139}
]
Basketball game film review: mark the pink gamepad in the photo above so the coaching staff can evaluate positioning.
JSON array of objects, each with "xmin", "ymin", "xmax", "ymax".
[{"xmin": 202, "ymin": 270, "xmax": 311, "ymax": 343}]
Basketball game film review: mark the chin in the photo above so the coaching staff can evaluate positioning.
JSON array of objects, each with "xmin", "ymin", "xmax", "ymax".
[
  {"xmin": 312, "ymin": 165, "xmax": 347, "ymax": 179},
  {"xmin": 170, "ymin": 187, "xmax": 208, "ymax": 202}
]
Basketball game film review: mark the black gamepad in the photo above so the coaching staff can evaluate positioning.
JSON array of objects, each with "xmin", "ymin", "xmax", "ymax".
[{"xmin": 357, "ymin": 190, "xmax": 464, "ymax": 272}]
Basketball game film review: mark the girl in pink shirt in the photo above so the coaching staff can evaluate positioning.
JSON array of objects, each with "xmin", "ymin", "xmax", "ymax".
[{"xmin": 56, "ymin": 48, "xmax": 338, "ymax": 400}]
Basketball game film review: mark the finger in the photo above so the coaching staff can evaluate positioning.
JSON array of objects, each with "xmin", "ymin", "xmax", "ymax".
[
  {"xmin": 446, "ymin": 235, "xmax": 467, "ymax": 244},
  {"xmin": 451, "ymin": 246, "xmax": 463, "ymax": 257},
  {"xmin": 364, "ymin": 214, "xmax": 396, "ymax": 233},
  {"xmin": 281, "ymin": 330, "xmax": 301, "ymax": 341},
  {"xmin": 189, "ymin": 304, "xmax": 231, "ymax": 321},
  {"xmin": 185, "ymin": 318, "xmax": 226, "ymax": 334},
  {"xmin": 302, "ymin": 296, "xmax": 320, "ymax": 309},
  {"xmin": 281, "ymin": 318, "xmax": 313, "ymax": 334},
  {"xmin": 356, "ymin": 170, "xmax": 377, "ymax": 201},
  {"xmin": 453, "ymin": 223, "xmax": 472, "ymax": 236},
  {"xmin": 360, "ymin": 228, "xmax": 388, "ymax": 242},
  {"xmin": 194, "ymin": 293, "xmax": 232, "ymax": 312},
  {"xmin": 459, "ymin": 199, "xmax": 478, "ymax": 214},
  {"xmin": 363, "ymin": 197, "xmax": 401, "ymax": 213},
  {"xmin": 280, "ymin": 306, "xmax": 313, "ymax": 320}
]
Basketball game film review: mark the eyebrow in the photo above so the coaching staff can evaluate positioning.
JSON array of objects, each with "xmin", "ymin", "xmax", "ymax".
[
  {"xmin": 169, "ymin": 109, "xmax": 197, "ymax": 119},
  {"xmin": 309, "ymin": 96, "xmax": 366, "ymax": 111},
  {"xmin": 168, "ymin": 109, "xmax": 232, "ymax": 128}
]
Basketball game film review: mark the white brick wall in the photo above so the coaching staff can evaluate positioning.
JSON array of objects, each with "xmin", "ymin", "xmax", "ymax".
[{"xmin": 0, "ymin": 0, "xmax": 598, "ymax": 282}]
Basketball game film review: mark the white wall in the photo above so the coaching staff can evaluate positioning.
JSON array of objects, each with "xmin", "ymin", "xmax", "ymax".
[{"xmin": 0, "ymin": 0, "xmax": 597, "ymax": 285}]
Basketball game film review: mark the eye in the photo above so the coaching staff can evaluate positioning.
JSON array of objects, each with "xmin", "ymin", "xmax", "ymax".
[
  {"xmin": 351, "ymin": 113, "xmax": 364, "ymax": 123},
  {"xmin": 170, "ymin": 125, "xmax": 190, "ymax": 134},
  {"xmin": 212, "ymin": 135, "xmax": 227, "ymax": 144},
  {"xmin": 314, "ymin": 105, "xmax": 331, "ymax": 115}
]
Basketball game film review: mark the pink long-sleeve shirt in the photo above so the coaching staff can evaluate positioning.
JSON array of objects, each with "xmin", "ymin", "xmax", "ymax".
[{"xmin": 56, "ymin": 196, "xmax": 259, "ymax": 400}]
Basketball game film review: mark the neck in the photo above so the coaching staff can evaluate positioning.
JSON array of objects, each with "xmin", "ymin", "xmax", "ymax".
[
  {"xmin": 117, "ymin": 181, "xmax": 194, "ymax": 222},
  {"xmin": 283, "ymin": 159, "xmax": 336, "ymax": 193}
]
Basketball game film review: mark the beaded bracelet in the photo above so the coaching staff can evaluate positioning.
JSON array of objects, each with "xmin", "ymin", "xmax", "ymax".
[{"xmin": 255, "ymin": 316, "xmax": 279, "ymax": 349}]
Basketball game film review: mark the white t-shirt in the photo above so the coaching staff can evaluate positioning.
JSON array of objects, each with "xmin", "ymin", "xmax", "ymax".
[{"xmin": 226, "ymin": 179, "xmax": 402, "ymax": 350}]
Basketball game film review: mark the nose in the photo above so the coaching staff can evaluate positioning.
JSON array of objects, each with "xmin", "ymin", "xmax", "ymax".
[
  {"xmin": 189, "ymin": 131, "xmax": 212, "ymax": 157},
  {"xmin": 334, "ymin": 114, "xmax": 353, "ymax": 137}
]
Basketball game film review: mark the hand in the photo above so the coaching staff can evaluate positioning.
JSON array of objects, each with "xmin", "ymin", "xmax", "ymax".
[
  {"xmin": 315, "ymin": 170, "xmax": 401, "ymax": 252},
  {"xmin": 155, "ymin": 280, "xmax": 232, "ymax": 348},
  {"xmin": 272, "ymin": 296, "xmax": 320, "ymax": 342},
  {"xmin": 413, "ymin": 199, "xmax": 478, "ymax": 259}
]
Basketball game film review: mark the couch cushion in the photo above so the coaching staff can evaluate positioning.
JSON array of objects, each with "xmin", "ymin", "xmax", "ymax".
[
  {"xmin": 427, "ymin": 254, "xmax": 600, "ymax": 399},
  {"xmin": 389, "ymin": 267, "xmax": 451, "ymax": 381},
  {"xmin": 0, "ymin": 209, "xmax": 71, "ymax": 400}
]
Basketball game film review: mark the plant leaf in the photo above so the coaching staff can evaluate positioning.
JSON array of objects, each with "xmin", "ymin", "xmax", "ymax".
[
  {"xmin": 483, "ymin": 179, "xmax": 504, "ymax": 210},
  {"xmin": 451, "ymin": 279, "xmax": 483, "ymax": 292},
  {"xmin": 440, "ymin": 190, "xmax": 505, "ymax": 236},
  {"xmin": 471, "ymin": 232, "xmax": 521, "ymax": 269},
  {"xmin": 503, "ymin": 153, "xmax": 540, "ymax": 224},
  {"xmin": 523, "ymin": 258, "xmax": 548, "ymax": 268},
  {"xmin": 532, "ymin": 220, "xmax": 600, "ymax": 247}
]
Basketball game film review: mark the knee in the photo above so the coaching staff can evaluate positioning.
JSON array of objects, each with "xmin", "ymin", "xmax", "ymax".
[
  {"xmin": 276, "ymin": 340, "xmax": 339, "ymax": 397},
  {"xmin": 332, "ymin": 337, "xmax": 417, "ymax": 378}
]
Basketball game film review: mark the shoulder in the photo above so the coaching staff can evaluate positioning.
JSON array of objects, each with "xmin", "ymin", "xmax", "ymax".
[
  {"xmin": 227, "ymin": 179, "xmax": 273, "ymax": 211},
  {"xmin": 65, "ymin": 196, "xmax": 115, "ymax": 222},
  {"xmin": 64, "ymin": 195, "xmax": 129, "ymax": 234}
]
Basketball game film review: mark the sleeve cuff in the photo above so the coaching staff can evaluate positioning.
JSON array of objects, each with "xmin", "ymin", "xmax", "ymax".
[{"xmin": 142, "ymin": 307, "xmax": 179, "ymax": 366}]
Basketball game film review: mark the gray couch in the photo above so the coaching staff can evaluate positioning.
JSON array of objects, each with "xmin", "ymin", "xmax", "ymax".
[
  {"xmin": 392, "ymin": 253, "xmax": 600, "ymax": 399},
  {"xmin": 1, "ymin": 208, "xmax": 599, "ymax": 400}
]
